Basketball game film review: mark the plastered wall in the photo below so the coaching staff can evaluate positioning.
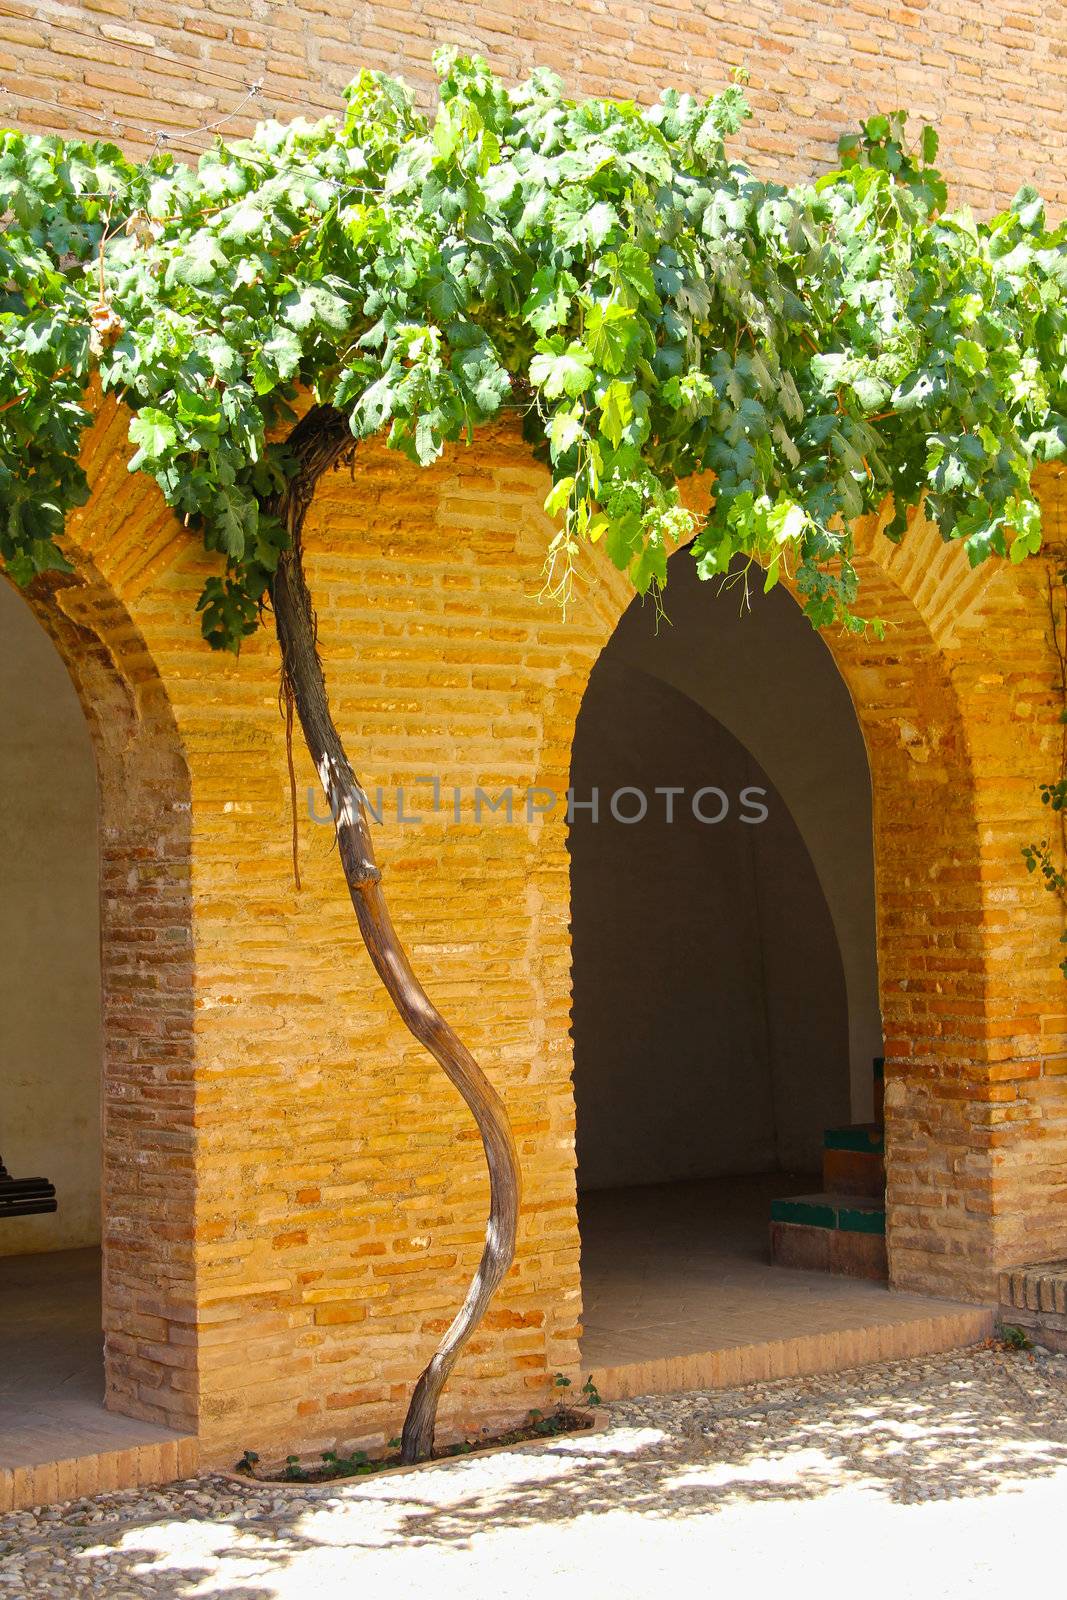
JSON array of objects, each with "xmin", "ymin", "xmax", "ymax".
[
  {"xmin": 0, "ymin": 582, "xmax": 101, "ymax": 1257},
  {"xmin": 571, "ymin": 654, "xmax": 851, "ymax": 1188}
]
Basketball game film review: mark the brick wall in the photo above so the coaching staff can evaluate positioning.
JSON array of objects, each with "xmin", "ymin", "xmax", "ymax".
[
  {"xmin": 26, "ymin": 557, "xmax": 198, "ymax": 1435},
  {"xmin": 40, "ymin": 392, "xmax": 1065, "ymax": 1463},
  {"xmin": 58, "ymin": 405, "xmax": 595, "ymax": 1457},
  {"xmin": 4, "ymin": 1, "xmax": 1067, "ymax": 217},
  {"xmin": 4, "ymin": 0, "xmax": 1067, "ymax": 1463},
  {"xmin": 818, "ymin": 483, "xmax": 1067, "ymax": 1300}
]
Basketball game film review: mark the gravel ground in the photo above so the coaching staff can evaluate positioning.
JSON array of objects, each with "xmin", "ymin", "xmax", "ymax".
[{"xmin": 3, "ymin": 1342, "xmax": 1067, "ymax": 1599}]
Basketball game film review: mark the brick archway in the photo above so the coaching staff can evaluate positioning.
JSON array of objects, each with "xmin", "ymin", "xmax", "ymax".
[
  {"xmin": 6, "ymin": 551, "xmax": 196, "ymax": 1435},
  {"xmin": 569, "ymin": 478, "xmax": 1067, "ymax": 1304},
  {"xmin": 813, "ymin": 519, "xmax": 994, "ymax": 1300},
  {"xmin": 6, "ymin": 412, "xmax": 1058, "ymax": 1471},
  {"xmin": 839, "ymin": 486, "xmax": 1067, "ymax": 1298}
]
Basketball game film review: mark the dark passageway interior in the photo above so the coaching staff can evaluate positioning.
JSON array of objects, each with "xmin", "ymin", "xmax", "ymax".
[
  {"xmin": 571, "ymin": 653, "xmax": 850, "ymax": 1188},
  {"xmin": 569, "ymin": 559, "xmax": 887, "ymax": 1367}
]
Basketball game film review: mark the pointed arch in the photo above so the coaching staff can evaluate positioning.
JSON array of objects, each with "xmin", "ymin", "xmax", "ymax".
[{"xmin": 562, "ymin": 480, "xmax": 1067, "ymax": 1300}]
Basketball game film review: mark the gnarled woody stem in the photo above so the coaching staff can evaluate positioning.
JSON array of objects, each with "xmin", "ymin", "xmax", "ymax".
[{"xmin": 269, "ymin": 407, "xmax": 521, "ymax": 1464}]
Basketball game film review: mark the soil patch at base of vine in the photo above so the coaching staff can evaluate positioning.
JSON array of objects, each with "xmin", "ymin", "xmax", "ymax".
[{"xmin": 234, "ymin": 1406, "xmax": 600, "ymax": 1485}]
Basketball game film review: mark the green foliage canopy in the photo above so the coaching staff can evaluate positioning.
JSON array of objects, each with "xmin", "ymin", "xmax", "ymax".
[{"xmin": 1, "ymin": 53, "xmax": 1066, "ymax": 649}]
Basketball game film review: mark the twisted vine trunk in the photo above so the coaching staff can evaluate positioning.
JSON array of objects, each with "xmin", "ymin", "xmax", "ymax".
[{"xmin": 270, "ymin": 407, "xmax": 521, "ymax": 1464}]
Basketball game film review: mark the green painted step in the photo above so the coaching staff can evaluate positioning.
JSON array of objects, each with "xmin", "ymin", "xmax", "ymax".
[
  {"xmin": 823, "ymin": 1123, "xmax": 884, "ymax": 1154},
  {"xmin": 771, "ymin": 1193, "xmax": 886, "ymax": 1236}
]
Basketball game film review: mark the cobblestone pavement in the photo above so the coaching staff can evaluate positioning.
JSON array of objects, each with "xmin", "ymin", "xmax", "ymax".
[{"xmin": 3, "ymin": 1343, "xmax": 1067, "ymax": 1599}]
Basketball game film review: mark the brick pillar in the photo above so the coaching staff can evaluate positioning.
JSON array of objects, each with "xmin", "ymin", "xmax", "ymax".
[
  {"xmin": 825, "ymin": 484, "xmax": 1067, "ymax": 1302},
  {"xmin": 27, "ymin": 564, "xmax": 198, "ymax": 1432}
]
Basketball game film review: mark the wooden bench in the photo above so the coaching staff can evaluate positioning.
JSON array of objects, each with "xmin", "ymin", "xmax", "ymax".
[{"xmin": 0, "ymin": 1154, "xmax": 56, "ymax": 1218}]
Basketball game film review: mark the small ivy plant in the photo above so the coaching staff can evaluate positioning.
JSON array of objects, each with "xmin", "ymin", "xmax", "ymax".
[{"xmin": 526, "ymin": 1371, "xmax": 602, "ymax": 1435}]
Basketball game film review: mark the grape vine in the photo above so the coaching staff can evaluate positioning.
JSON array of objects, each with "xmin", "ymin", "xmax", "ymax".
[{"xmin": 2, "ymin": 58, "xmax": 1065, "ymax": 649}]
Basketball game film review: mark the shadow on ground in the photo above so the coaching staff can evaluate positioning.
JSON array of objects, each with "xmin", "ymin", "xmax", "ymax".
[{"xmin": 6, "ymin": 1348, "xmax": 1067, "ymax": 1598}]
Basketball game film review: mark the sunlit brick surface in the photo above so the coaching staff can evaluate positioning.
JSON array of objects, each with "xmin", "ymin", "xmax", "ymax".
[
  {"xmin": 20, "ymin": 391, "xmax": 1063, "ymax": 1467},
  {"xmin": 6, "ymin": 2, "xmax": 1067, "ymax": 219},
  {"xmin": 5, "ymin": 3, "xmax": 1067, "ymax": 1470}
]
